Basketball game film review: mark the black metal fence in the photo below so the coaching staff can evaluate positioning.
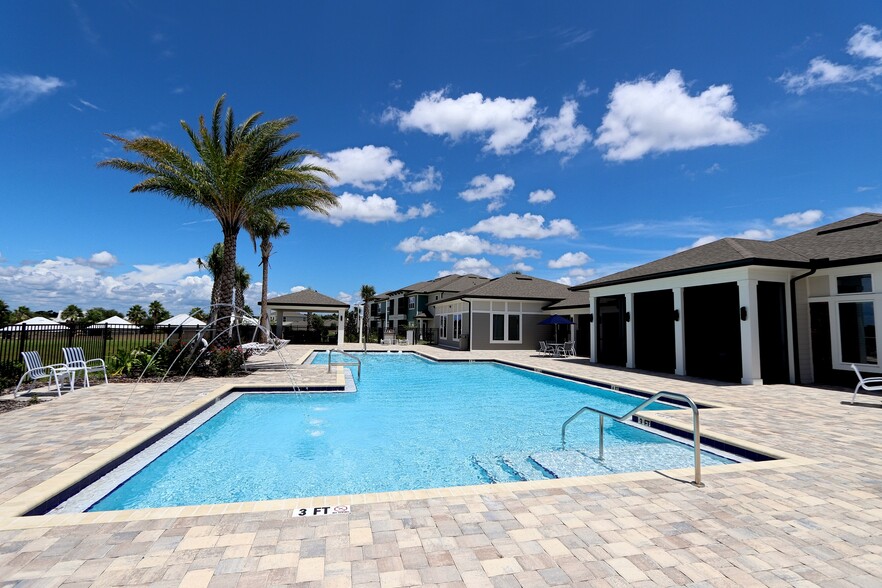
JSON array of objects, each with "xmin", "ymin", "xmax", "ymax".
[{"xmin": 0, "ymin": 324, "xmax": 253, "ymax": 378}]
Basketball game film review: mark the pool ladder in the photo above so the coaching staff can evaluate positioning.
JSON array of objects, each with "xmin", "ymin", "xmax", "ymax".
[
  {"xmin": 327, "ymin": 348, "xmax": 361, "ymax": 380},
  {"xmin": 561, "ymin": 391, "xmax": 704, "ymax": 487}
]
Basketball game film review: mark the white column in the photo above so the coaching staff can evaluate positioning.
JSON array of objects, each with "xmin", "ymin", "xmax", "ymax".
[
  {"xmin": 275, "ymin": 309, "xmax": 284, "ymax": 338},
  {"xmin": 738, "ymin": 279, "xmax": 763, "ymax": 385},
  {"xmin": 589, "ymin": 295, "xmax": 598, "ymax": 363},
  {"xmin": 625, "ymin": 292, "xmax": 635, "ymax": 369},
  {"xmin": 337, "ymin": 310, "xmax": 345, "ymax": 346},
  {"xmin": 358, "ymin": 305, "xmax": 363, "ymax": 344},
  {"xmin": 673, "ymin": 287, "xmax": 686, "ymax": 376}
]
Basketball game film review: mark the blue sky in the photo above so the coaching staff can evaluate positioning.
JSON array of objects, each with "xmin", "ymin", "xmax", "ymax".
[{"xmin": 2, "ymin": 1, "xmax": 882, "ymax": 313}]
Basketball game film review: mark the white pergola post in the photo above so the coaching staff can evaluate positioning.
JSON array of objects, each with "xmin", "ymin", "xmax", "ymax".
[
  {"xmin": 673, "ymin": 287, "xmax": 686, "ymax": 376},
  {"xmin": 589, "ymin": 295, "xmax": 597, "ymax": 363},
  {"xmin": 274, "ymin": 309, "xmax": 284, "ymax": 338},
  {"xmin": 358, "ymin": 304, "xmax": 363, "ymax": 345},
  {"xmin": 337, "ymin": 310, "xmax": 345, "ymax": 347},
  {"xmin": 738, "ymin": 279, "xmax": 763, "ymax": 385},
  {"xmin": 625, "ymin": 292, "xmax": 635, "ymax": 369}
]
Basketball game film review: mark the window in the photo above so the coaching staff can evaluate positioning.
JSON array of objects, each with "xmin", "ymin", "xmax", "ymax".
[
  {"xmin": 492, "ymin": 314, "xmax": 505, "ymax": 341},
  {"xmin": 439, "ymin": 315, "xmax": 447, "ymax": 339},
  {"xmin": 838, "ymin": 274, "xmax": 872, "ymax": 294},
  {"xmin": 408, "ymin": 296, "xmax": 415, "ymax": 310},
  {"xmin": 840, "ymin": 301, "xmax": 877, "ymax": 364},
  {"xmin": 453, "ymin": 314, "xmax": 462, "ymax": 339},
  {"xmin": 508, "ymin": 314, "xmax": 520, "ymax": 341}
]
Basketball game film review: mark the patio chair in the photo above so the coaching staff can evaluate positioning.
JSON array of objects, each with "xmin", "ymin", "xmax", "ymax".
[
  {"xmin": 14, "ymin": 351, "xmax": 74, "ymax": 397},
  {"xmin": 240, "ymin": 341, "xmax": 274, "ymax": 356},
  {"xmin": 851, "ymin": 364, "xmax": 882, "ymax": 404},
  {"xmin": 563, "ymin": 341, "xmax": 576, "ymax": 357},
  {"xmin": 538, "ymin": 341, "xmax": 549, "ymax": 355},
  {"xmin": 62, "ymin": 347, "xmax": 108, "ymax": 388}
]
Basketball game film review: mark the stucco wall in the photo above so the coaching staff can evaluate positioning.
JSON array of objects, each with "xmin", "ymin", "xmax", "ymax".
[{"xmin": 470, "ymin": 312, "xmax": 554, "ymax": 351}]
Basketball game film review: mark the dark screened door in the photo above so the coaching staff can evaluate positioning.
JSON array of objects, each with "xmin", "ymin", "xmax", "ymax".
[
  {"xmin": 634, "ymin": 290, "xmax": 675, "ymax": 374},
  {"xmin": 757, "ymin": 281, "xmax": 790, "ymax": 384}
]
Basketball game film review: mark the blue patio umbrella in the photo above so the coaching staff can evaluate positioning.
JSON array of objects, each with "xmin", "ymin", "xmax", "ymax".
[{"xmin": 538, "ymin": 314, "xmax": 574, "ymax": 343}]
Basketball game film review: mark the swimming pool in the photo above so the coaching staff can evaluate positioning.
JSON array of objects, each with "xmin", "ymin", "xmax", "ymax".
[{"xmin": 85, "ymin": 352, "xmax": 733, "ymax": 511}]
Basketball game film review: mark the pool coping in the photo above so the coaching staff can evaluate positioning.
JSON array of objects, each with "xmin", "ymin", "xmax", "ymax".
[{"xmin": 0, "ymin": 353, "xmax": 812, "ymax": 530}]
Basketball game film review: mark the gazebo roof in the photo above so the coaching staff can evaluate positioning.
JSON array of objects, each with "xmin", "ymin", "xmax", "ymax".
[{"xmin": 264, "ymin": 289, "xmax": 350, "ymax": 309}]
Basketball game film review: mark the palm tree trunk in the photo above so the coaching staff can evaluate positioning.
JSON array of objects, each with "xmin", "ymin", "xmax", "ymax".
[
  {"xmin": 260, "ymin": 243, "xmax": 271, "ymax": 343},
  {"xmin": 214, "ymin": 226, "xmax": 239, "ymax": 345}
]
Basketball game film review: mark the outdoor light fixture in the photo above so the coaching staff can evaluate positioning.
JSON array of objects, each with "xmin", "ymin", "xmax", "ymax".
[
  {"xmin": 740, "ymin": 306, "xmax": 748, "ymax": 321},
  {"xmin": 625, "ymin": 311, "xmax": 631, "ymax": 322},
  {"xmin": 673, "ymin": 309, "xmax": 680, "ymax": 321},
  {"xmin": 587, "ymin": 313, "xmax": 593, "ymax": 322}
]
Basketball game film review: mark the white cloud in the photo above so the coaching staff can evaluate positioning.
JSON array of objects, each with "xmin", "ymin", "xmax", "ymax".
[
  {"xmin": 734, "ymin": 228, "xmax": 775, "ymax": 240},
  {"xmin": 678, "ymin": 235, "xmax": 720, "ymax": 251},
  {"xmin": 437, "ymin": 257, "xmax": 501, "ymax": 278},
  {"xmin": 536, "ymin": 99, "xmax": 592, "ymax": 158},
  {"xmin": 595, "ymin": 69, "xmax": 766, "ymax": 161},
  {"xmin": 857, "ymin": 185, "xmax": 877, "ymax": 193},
  {"xmin": 384, "ymin": 89, "xmax": 537, "ymax": 154},
  {"xmin": 0, "ymin": 256, "xmax": 215, "ymax": 312},
  {"xmin": 88, "ymin": 251, "xmax": 118, "ymax": 267},
  {"xmin": 773, "ymin": 209, "xmax": 824, "ymax": 228},
  {"xmin": 548, "ymin": 251, "xmax": 591, "ymax": 269},
  {"xmin": 556, "ymin": 268, "xmax": 597, "ymax": 286},
  {"xmin": 509, "ymin": 262, "xmax": 534, "ymax": 273},
  {"xmin": 302, "ymin": 192, "xmax": 436, "ymax": 226},
  {"xmin": 0, "ymin": 74, "xmax": 65, "ymax": 114},
  {"xmin": 397, "ymin": 231, "xmax": 540, "ymax": 260},
  {"xmin": 577, "ymin": 80, "xmax": 598, "ymax": 97},
  {"xmin": 468, "ymin": 213, "xmax": 578, "ymax": 239},
  {"xmin": 779, "ymin": 24, "xmax": 882, "ymax": 93},
  {"xmin": 459, "ymin": 174, "xmax": 515, "ymax": 212},
  {"xmin": 528, "ymin": 189, "xmax": 556, "ymax": 204},
  {"xmin": 290, "ymin": 286, "xmax": 307, "ymax": 293},
  {"xmin": 403, "ymin": 166, "xmax": 442, "ymax": 193},
  {"xmin": 337, "ymin": 291, "xmax": 354, "ymax": 305},
  {"xmin": 303, "ymin": 145, "xmax": 405, "ymax": 190}
]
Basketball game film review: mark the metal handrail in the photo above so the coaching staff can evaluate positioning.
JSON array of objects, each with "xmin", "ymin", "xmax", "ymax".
[
  {"xmin": 561, "ymin": 391, "xmax": 704, "ymax": 487},
  {"xmin": 327, "ymin": 348, "xmax": 361, "ymax": 380}
]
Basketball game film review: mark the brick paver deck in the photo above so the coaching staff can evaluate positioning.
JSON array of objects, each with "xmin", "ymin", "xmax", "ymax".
[{"xmin": 0, "ymin": 344, "xmax": 880, "ymax": 586}]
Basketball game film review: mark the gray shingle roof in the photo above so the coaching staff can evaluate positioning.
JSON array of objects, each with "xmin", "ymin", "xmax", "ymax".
[
  {"xmin": 438, "ymin": 273, "xmax": 572, "ymax": 303},
  {"xmin": 574, "ymin": 213, "xmax": 882, "ymax": 290},
  {"xmin": 265, "ymin": 289, "xmax": 350, "ymax": 308},
  {"xmin": 544, "ymin": 290, "xmax": 591, "ymax": 311}
]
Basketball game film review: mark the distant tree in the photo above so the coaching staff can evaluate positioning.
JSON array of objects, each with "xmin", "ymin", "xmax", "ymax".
[
  {"xmin": 0, "ymin": 299, "xmax": 10, "ymax": 327},
  {"xmin": 310, "ymin": 313, "xmax": 328, "ymax": 343},
  {"xmin": 61, "ymin": 304, "xmax": 84, "ymax": 321},
  {"xmin": 189, "ymin": 307, "xmax": 208, "ymax": 321},
  {"xmin": 99, "ymin": 95, "xmax": 338, "ymax": 338},
  {"xmin": 242, "ymin": 304, "xmax": 255, "ymax": 317},
  {"xmin": 344, "ymin": 309, "xmax": 358, "ymax": 342},
  {"xmin": 84, "ymin": 307, "xmax": 123, "ymax": 324},
  {"xmin": 360, "ymin": 284, "xmax": 376, "ymax": 343},
  {"xmin": 9, "ymin": 306, "xmax": 33, "ymax": 323},
  {"xmin": 127, "ymin": 304, "xmax": 147, "ymax": 325},
  {"xmin": 235, "ymin": 265, "xmax": 251, "ymax": 316},
  {"xmin": 148, "ymin": 300, "xmax": 171, "ymax": 324},
  {"xmin": 246, "ymin": 210, "xmax": 291, "ymax": 341},
  {"xmin": 11, "ymin": 306, "xmax": 32, "ymax": 323},
  {"xmin": 32, "ymin": 310, "xmax": 56, "ymax": 319}
]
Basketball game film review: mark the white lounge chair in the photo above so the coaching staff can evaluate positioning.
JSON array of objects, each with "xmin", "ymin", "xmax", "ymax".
[
  {"xmin": 240, "ymin": 341, "xmax": 274, "ymax": 356},
  {"xmin": 851, "ymin": 364, "xmax": 882, "ymax": 404},
  {"xmin": 63, "ymin": 347, "xmax": 108, "ymax": 388},
  {"xmin": 14, "ymin": 351, "xmax": 74, "ymax": 397}
]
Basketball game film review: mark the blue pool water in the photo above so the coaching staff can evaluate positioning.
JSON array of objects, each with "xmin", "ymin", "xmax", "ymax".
[{"xmin": 89, "ymin": 353, "xmax": 733, "ymax": 511}]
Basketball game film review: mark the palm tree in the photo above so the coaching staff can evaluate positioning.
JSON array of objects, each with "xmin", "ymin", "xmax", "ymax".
[
  {"xmin": 198, "ymin": 243, "xmax": 250, "ymax": 316},
  {"xmin": 148, "ymin": 300, "xmax": 170, "ymax": 324},
  {"xmin": 99, "ymin": 95, "xmax": 338, "ymax": 339},
  {"xmin": 61, "ymin": 304, "xmax": 83, "ymax": 322},
  {"xmin": 235, "ymin": 265, "xmax": 251, "ymax": 316},
  {"xmin": 360, "ymin": 284, "xmax": 376, "ymax": 343},
  {"xmin": 11, "ymin": 306, "xmax": 31, "ymax": 323},
  {"xmin": 246, "ymin": 210, "xmax": 290, "ymax": 339},
  {"xmin": 189, "ymin": 307, "xmax": 207, "ymax": 321},
  {"xmin": 127, "ymin": 304, "xmax": 147, "ymax": 325},
  {"xmin": 0, "ymin": 299, "xmax": 10, "ymax": 327}
]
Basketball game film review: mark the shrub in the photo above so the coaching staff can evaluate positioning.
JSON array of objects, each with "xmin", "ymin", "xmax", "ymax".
[
  {"xmin": 206, "ymin": 347, "xmax": 250, "ymax": 377},
  {"xmin": 0, "ymin": 360, "xmax": 24, "ymax": 390}
]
